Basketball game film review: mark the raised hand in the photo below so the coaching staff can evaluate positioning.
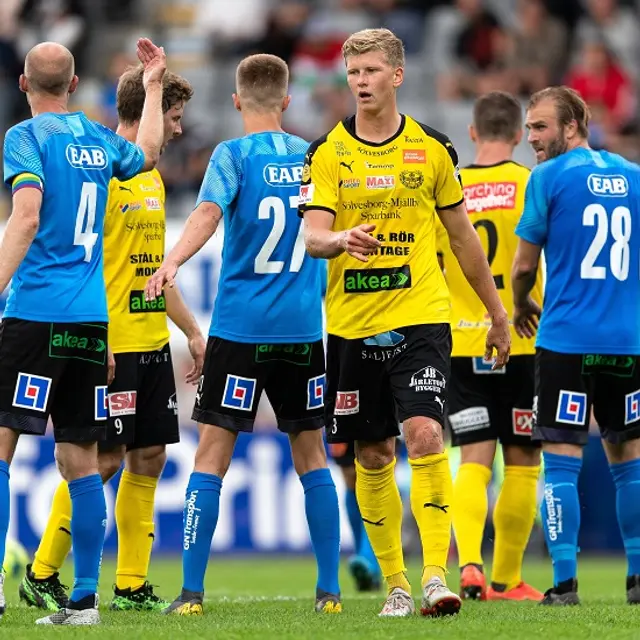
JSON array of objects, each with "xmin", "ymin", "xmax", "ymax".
[{"xmin": 137, "ymin": 37, "xmax": 166, "ymax": 88}]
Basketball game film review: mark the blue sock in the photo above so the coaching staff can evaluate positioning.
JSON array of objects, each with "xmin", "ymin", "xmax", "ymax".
[
  {"xmin": 345, "ymin": 488, "xmax": 363, "ymax": 551},
  {"xmin": 0, "ymin": 461, "xmax": 9, "ymax": 572},
  {"xmin": 68, "ymin": 474, "xmax": 106, "ymax": 602},
  {"xmin": 182, "ymin": 472, "xmax": 222, "ymax": 593},
  {"xmin": 300, "ymin": 468, "xmax": 341, "ymax": 595},
  {"xmin": 541, "ymin": 452, "xmax": 582, "ymax": 587},
  {"xmin": 610, "ymin": 459, "xmax": 640, "ymax": 576}
]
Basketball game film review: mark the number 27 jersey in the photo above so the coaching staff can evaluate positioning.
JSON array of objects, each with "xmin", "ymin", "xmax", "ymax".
[
  {"xmin": 517, "ymin": 147, "xmax": 640, "ymax": 354},
  {"xmin": 196, "ymin": 132, "xmax": 322, "ymax": 343}
]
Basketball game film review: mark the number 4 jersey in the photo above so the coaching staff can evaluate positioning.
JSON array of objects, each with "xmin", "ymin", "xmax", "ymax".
[
  {"xmin": 197, "ymin": 132, "xmax": 322, "ymax": 343},
  {"xmin": 517, "ymin": 147, "xmax": 640, "ymax": 354},
  {"xmin": 438, "ymin": 160, "xmax": 543, "ymax": 357}
]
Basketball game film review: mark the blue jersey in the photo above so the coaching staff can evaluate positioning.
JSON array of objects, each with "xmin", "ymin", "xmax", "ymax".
[
  {"xmin": 197, "ymin": 132, "xmax": 322, "ymax": 343},
  {"xmin": 517, "ymin": 147, "xmax": 640, "ymax": 354},
  {"xmin": 3, "ymin": 112, "xmax": 145, "ymax": 322}
]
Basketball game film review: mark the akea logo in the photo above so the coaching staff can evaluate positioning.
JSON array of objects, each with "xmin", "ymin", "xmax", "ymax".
[
  {"xmin": 344, "ymin": 266, "xmax": 411, "ymax": 293},
  {"xmin": 255, "ymin": 343, "xmax": 313, "ymax": 366},
  {"xmin": 129, "ymin": 290, "xmax": 166, "ymax": 313},
  {"xmin": 49, "ymin": 323, "xmax": 107, "ymax": 364}
]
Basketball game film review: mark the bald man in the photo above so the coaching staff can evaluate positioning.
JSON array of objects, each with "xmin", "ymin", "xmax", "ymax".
[{"xmin": 0, "ymin": 39, "xmax": 165, "ymax": 626}]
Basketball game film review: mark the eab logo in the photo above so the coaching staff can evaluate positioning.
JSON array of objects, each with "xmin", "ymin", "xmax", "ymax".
[
  {"xmin": 66, "ymin": 144, "xmax": 108, "ymax": 170},
  {"xmin": 587, "ymin": 174, "xmax": 628, "ymax": 197},
  {"xmin": 129, "ymin": 290, "xmax": 166, "ymax": 313},
  {"xmin": 344, "ymin": 266, "xmax": 411, "ymax": 293},
  {"xmin": 263, "ymin": 163, "xmax": 303, "ymax": 187}
]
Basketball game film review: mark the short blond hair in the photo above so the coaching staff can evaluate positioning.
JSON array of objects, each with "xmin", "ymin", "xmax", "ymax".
[
  {"xmin": 236, "ymin": 54, "xmax": 289, "ymax": 111},
  {"xmin": 528, "ymin": 86, "xmax": 591, "ymax": 139},
  {"xmin": 342, "ymin": 28, "xmax": 405, "ymax": 68}
]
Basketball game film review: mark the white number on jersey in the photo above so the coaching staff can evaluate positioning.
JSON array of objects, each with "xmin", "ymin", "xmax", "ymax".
[
  {"xmin": 581, "ymin": 204, "xmax": 631, "ymax": 281},
  {"xmin": 73, "ymin": 182, "xmax": 99, "ymax": 262},
  {"xmin": 254, "ymin": 195, "xmax": 305, "ymax": 274}
]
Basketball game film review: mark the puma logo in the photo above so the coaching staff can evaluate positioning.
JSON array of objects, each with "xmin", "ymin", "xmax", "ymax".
[
  {"xmin": 424, "ymin": 503, "xmax": 449, "ymax": 513},
  {"xmin": 435, "ymin": 396, "xmax": 444, "ymax": 411},
  {"xmin": 362, "ymin": 516, "xmax": 386, "ymax": 526},
  {"xmin": 119, "ymin": 185, "xmax": 134, "ymax": 193},
  {"xmin": 340, "ymin": 160, "xmax": 355, "ymax": 173}
]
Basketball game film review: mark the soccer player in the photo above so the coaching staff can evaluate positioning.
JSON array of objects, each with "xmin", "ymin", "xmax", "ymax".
[
  {"xmin": 330, "ymin": 442, "xmax": 382, "ymax": 591},
  {"xmin": 146, "ymin": 53, "xmax": 341, "ymax": 615},
  {"xmin": 0, "ymin": 38, "xmax": 165, "ymax": 624},
  {"xmin": 440, "ymin": 91, "xmax": 543, "ymax": 602},
  {"xmin": 300, "ymin": 28, "xmax": 510, "ymax": 618},
  {"xmin": 513, "ymin": 86, "xmax": 640, "ymax": 605},
  {"xmin": 19, "ymin": 65, "xmax": 205, "ymax": 613}
]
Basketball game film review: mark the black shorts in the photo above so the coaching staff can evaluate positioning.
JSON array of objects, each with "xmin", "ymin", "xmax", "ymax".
[
  {"xmin": 0, "ymin": 319, "xmax": 108, "ymax": 443},
  {"xmin": 100, "ymin": 343, "xmax": 179, "ymax": 452},
  {"xmin": 448, "ymin": 355, "xmax": 538, "ymax": 448},
  {"xmin": 193, "ymin": 337, "xmax": 326, "ymax": 434},
  {"xmin": 325, "ymin": 324, "xmax": 451, "ymax": 444},
  {"xmin": 534, "ymin": 348, "xmax": 640, "ymax": 445}
]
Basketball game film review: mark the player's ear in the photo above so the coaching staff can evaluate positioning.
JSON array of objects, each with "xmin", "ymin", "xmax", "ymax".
[
  {"xmin": 282, "ymin": 95, "xmax": 291, "ymax": 113},
  {"xmin": 393, "ymin": 66, "xmax": 403, "ymax": 88},
  {"xmin": 18, "ymin": 74, "xmax": 28, "ymax": 94},
  {"xmin": 232, "ymin": 93, "xmax": 241, "ymax": 112},
  {"xmin": 68, "ymin": 75, "xmax": 79, "ymax": 95},
  {"xmin": 468, "ymin": 124, "xmax": 477, "ymax": 143},
  {"xmin": 514, "ymin": 128, "xmax": 523, "ymax": 146}
]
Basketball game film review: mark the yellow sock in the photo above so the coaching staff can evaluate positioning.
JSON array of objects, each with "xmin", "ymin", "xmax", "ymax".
[
  {"xmin": 492, "ymin": 465, "xmax": 540, "ymax": 590},
  {"xmin": 115, "ymin": 470, "xmax": 159, "ymax": 591},
  {"xmin": 355, "ymin": 458, "xmax": 409, "ymax": 594},
  {"xmin": 409, "ymin": 451, "xmax": 454, "ymax": 587},
  {"xmin": 32, "ymin": 482, "xmax": 73, "ymax": 579},
  {"xmin": 452, "ymin": 462, "xmax": 492, "ymax": 569}
]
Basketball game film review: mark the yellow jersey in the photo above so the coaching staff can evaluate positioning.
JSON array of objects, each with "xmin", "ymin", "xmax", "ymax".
[
  {"xmin": 103, "ymin": 168, "xmax": 170, "ymax": 353},
  {"xmin": 299, "ymin": 115, "xmax": 464, "ymax": 339},
  {"xmin": 437, "ymin": 160, "xmax": 544, "ymax": 357}
]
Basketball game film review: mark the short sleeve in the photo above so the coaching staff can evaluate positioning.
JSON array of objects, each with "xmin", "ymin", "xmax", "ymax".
[
  {"xmin": 435, "ymin": 139, "xmax": 464, "ymax": 210},
  {"xmin": 516, "ymin": 166, "xmax": 549, "ymax": 245},
  {"xmin": 297, "ymin": 136, "xmax": 338, "ymax": 216},
  {"xmin": 3, "ymin": 126, "xmax": 44, "ymax": 188},
  {"xmin": 111, "ymin": 134, "xmax": 145, "ymax": 181},
  {"xmin": 195, "ymin": 142, "xmax": 240, "ymax": 214}
]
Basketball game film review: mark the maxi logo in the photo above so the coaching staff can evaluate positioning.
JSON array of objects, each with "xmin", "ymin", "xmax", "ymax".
[
  {"xmin": 344, "ymin": 266, "xmax": 411, "ymax": 293},
  {"xmin": 307, "ymin": 375, "xmax": 325, "ymax": 410},
  {"xmin": 49, "ymin": 324, "xmax": 107, "ymax": 365},
  {"xmin": 255, "ymin": 343, "xmax": 313, "ymax": 366},
  {"xmin": 129, "ymin": 290, "xmax": 166, "ymax": 313},
  {"xmin": 12, "ymin": 373, "xmax": 52, "ymax": 412}
]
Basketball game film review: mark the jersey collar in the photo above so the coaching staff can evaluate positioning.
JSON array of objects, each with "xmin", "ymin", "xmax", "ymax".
[{"xmin": 341, "ymin": 114, "xmax": 406, "ymax": 148}]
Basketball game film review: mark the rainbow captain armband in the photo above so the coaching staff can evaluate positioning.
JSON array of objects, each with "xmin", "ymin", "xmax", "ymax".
[{"xmin": 12, "ymin": 173, "xmax": 43, "ymax": 194}]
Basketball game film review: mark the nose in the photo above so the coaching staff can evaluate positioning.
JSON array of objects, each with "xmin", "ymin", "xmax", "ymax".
[
  {"xmin": 527, "ymin": 130, "xmax": 537, "ymax": 144},
  {"xmin": 174, "ymin": 124, "xmax": 182, "ymax": 137}
]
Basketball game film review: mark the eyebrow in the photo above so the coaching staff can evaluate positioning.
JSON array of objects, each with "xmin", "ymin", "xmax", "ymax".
[{"xmin": 525, "ymin": 120, "xmax": 546, "ymax": 129}]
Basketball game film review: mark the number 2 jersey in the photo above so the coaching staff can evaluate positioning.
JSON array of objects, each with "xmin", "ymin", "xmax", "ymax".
[
  {"xmin": 197, "ymin": 132, "xmax": 322, "ymax": 343},
  {"xmin": 2, "ymin": 112, "xmax": 144, "ymax": 322},
  {"xmin": 517, "ymin": 147, "xmax": 640, "ymax": 354},
  {"xmin": 103, "ymin": 169, "xmax": 170, "ymax": 353},
  {"xmin": 438, "ymin": 160, "xmax": 543, "ymax": 357}
]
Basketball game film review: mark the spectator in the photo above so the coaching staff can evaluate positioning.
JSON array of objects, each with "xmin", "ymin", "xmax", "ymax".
[
  {"xmin": 253, "ymin": 1, "xmax": 311, "ymax": 64},
  {"xmin": 367, "ymin": 0, "xmax": 426, "ymax": 54}
]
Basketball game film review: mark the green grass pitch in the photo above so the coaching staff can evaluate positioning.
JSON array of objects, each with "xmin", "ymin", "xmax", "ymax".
[{"xmin": 2, "ymin": 556, "xmax": 639, "ymax": 638}]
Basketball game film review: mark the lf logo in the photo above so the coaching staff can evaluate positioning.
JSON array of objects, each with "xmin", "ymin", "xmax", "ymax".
[
  {"xmin": 513, "ymin": 409, "xmax": 533, "ymax": 435},
  {"xmin": 221, "ymin": 375, "xmax": 256, "ymax": 412},
  {"xmin": 625, "ymin": 389, "xmax": 640, "ymax": 425},
  {"xmin": 556, "ymin": 390, "xmax": 587, "ymax": 425},
  {"xmin": 307, "ymin": 375, "xmax": 325, "ymax": 410},
  {"xmin": 12, "ymin": 373, "xmax": 52, "ymax": 412},
  {"xmin": 95, "ymin": 386, "xmax": 108, "ymax": 421},
  {"xmin": 335, "ymin": 390, "xmax": 359, "ymax": 416}
]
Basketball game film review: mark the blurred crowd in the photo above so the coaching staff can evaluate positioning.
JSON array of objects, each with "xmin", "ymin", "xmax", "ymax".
[{"xmin": 1, "ymin": 0, "xmax": 640, "ymax": 218}]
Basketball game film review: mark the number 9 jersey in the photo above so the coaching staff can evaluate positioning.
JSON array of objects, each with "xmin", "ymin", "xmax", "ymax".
[
  {"xmin": 437, "ymin": 160, "xmax": 544, "ymax": 357},
  {"xmin": 516, "ymin": 147, "xmax": 640, "ymax": 355},
  {"xmin": 197, "ymin": 132, "xmax": 322, "ymax": 343}
]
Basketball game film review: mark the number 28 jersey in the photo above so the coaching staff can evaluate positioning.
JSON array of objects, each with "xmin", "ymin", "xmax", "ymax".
[
  {"xmin": 437, "ymin": 161, "xmax": 543, "ymax": 357},
  {"xmin": 517, "ymin": 147, "xmax": 640, "ymax": 354},
  {"xmin": 197, "ymin": 132, "xmax": 322, "ymax": 343}
]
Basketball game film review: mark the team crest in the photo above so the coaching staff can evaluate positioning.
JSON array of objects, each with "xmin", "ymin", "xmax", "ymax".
[{"xmin": 399, "ymin": 169, "xmax": 424, "ymax": 189}]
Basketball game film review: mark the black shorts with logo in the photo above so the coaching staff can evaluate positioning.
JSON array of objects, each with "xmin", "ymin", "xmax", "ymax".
[
  {"xmin": 534, "ymin": 348, "xmax": 640, "ymax": 445},
  {"xmin": 100, "ymin": 343, "xmax": 179, "ymax": 451},
  {"xmin": 193, "ymin": 337, "xmax": 326, "ymax": 433},
  {"xmin": 448, "ymin": 355, "xmax": 538, "ymax": 448},
  {"xmin": 325, "ymin": 323, "xmax": 451, "ymax": 444},
  {"xmin": 0, "ymin": 319, "xmax": 108, "ymax": 443}
]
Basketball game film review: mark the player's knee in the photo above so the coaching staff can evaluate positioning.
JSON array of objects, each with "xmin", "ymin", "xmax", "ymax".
[
  {"xmin": 503, "ymin": 444, "xmax": 541, "ymax": 467},
  {"xmin": 98, "ymin": 446, "xmax": 126, "ymax": 481},
  {"xmin": 55, "ymin": 442, "xmax": 99, "ymax": 481},
  {"xmin": 290, "ymin": 429, "xmax": 327, "ymax": 476},
  {"xmin": 126, "ymin": 445, "xmax": 167, "ymax": 478},
  {"xmin": 356, "ymin": 439, "xmax": 396, "ymax": 469},
  {"xmin": 403, "ymin": 417, "xmax": 444, "ymax": 458}
]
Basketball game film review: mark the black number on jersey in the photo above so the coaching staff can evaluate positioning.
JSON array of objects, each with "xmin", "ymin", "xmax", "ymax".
[{"xmin": 473, "ymin": 219, "xmax": 504, "ymax": 289}]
